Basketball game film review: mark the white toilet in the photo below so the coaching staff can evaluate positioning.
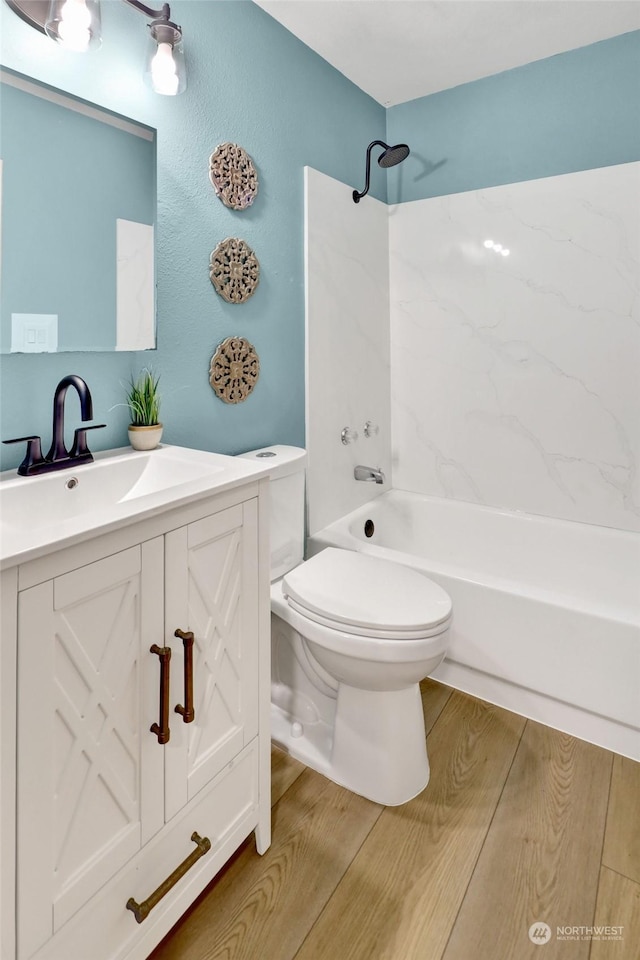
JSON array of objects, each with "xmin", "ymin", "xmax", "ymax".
[{"xmin": 240, "ymin": 445, "xmax": 452, "ymax": 805}]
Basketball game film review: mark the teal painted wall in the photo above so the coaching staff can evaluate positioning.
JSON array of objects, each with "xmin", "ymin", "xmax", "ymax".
[
  {"xmin": 0, "ymin": 0, "xmax": 385, "ymax": 469},
  {"xmin": 386, "ymin": 31, "xmax": 640, "ymax": 204}
]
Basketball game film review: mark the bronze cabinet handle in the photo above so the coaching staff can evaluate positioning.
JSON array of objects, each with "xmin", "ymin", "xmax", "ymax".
[
  {"xmin": 150, "ymin": 644, "xmax": 172, "ymax": 744},
  {"xmin": 126, "ymin": 831, "xmax": 211, "ymax": 923},
  {"xmin": 174, "ymin": 629, "xmax": 195, "ymax": 723}
]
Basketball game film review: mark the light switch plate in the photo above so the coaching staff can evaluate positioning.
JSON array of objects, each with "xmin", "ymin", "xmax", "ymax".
[{"xmin": 11, "ymin": 313, "xmax": 58, "ymax": 352}]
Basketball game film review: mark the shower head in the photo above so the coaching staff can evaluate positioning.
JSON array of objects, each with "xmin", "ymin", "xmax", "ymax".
[
  {"xmin": 378, "ymin": 143, "xmax": 410, "ymax": 168},
  {"xmin": 353, "ymin": 140, "xmax": 410, "ymax": 203}
]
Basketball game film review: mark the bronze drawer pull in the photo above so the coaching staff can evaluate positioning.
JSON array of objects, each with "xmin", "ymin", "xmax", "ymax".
[
  {"xmin": 150, "ymin": 644, "xmax": 172, "ymax": 744},
  {"xmin": 174, "ymin": 629, "xmax": 195, "ymax": 723},
  {"xmin": 126, "ymin": 831, "xmax": 211, "ymax": 923}
]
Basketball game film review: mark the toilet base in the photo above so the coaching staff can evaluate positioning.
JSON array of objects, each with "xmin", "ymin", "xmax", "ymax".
[
  {"xmin": 272, "ymin": 681, "xmax": 430, "ymax": 806},
  {"xmin": 332, "ymin": 682, "xmax": 430, "ymax": 805},
  {"xmin": 271, "ymin": 701, "xmax": 333, "ymax": 777}
]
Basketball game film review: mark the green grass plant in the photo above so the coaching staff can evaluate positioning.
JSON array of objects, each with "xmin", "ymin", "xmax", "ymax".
[{"xmin": 126, "ymin": 369, "xmax": 161, "ymax": 426}]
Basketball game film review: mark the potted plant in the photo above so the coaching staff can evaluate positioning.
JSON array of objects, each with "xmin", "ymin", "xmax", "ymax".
[{"xmin": 125, "ymin": 369, "xmax": 163, "ymax": 450}]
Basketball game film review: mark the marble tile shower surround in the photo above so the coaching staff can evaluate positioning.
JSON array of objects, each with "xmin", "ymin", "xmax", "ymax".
[
  {"xmin": 305, "ymin": 167, "xmax": 391, "ymax": 536},
  {"xmin": 389, "ymin": 161, "xmax": 640, "ymax": 532}
]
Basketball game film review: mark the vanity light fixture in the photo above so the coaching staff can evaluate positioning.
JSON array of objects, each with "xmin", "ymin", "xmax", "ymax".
[{"xmin": 4, "ymin": 0, "xmax": 187, "ymax": 95}]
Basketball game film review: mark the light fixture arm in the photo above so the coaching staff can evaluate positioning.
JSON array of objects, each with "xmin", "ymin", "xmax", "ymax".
[
  {"xmin": 122, "ymin": 0, "xmax": 172, "ymax": 23},
  {"xmin": 122, "ymin": 0, "xmax": 182, "ymax": 51}
]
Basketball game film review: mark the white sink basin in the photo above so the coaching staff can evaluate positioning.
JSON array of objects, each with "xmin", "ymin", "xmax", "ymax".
[{"xmin": 0, "ymin": 445, "xmax": 271, "ymax": 567}]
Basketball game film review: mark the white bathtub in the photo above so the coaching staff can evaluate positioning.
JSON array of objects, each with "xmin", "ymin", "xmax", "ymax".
[{"xmin": 308, "ymin": 490, "xmax": 640, "ymax": 760}]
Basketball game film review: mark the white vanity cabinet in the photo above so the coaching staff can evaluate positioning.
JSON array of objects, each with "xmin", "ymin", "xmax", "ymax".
[{"xmin": 0, "ymin": 479, "xmax": 270, "ymax": 960}]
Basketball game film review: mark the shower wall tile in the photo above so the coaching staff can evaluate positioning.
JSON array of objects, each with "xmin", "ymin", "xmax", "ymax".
[
  {"xmin": 305, "ymin": 167, "xmax": 391, "ymax": 536},
  {"xmin": 389, "ymin": 161, "xmax": 640, "ymax": 531}
]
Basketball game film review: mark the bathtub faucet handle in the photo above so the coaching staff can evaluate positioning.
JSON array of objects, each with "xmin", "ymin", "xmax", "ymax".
[
  {"xmin": 354, "ymin": 465, "xmax": 385, "ymax": 484},
  {"xmin": 341, "ymin": 426, "xmax": 359, "ymax": 445}
]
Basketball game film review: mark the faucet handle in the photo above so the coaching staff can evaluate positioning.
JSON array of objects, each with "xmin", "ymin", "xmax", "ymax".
[
  {"xmin": 70, "ymin": 424, "xmax": 106, "ymax": 460},
  {"xmin": 2, "ymin": 435, "xmax": 44, "ymax": 476}
]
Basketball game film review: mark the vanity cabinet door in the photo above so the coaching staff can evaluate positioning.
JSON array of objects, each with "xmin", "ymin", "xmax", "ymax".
[
  {"xmin": 164, "ymin": 499, "xmax": 260, "ymax": 821},
  {"xmin": 16, "ymin": 539, "xmax": 165, "ymax": 960}
]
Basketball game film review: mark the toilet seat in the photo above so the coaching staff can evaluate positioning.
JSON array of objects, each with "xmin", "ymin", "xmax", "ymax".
[
  {"xmin": 285, "ymin": 596, "xmax": 450, "ymax": 639},
  {"xmin": 282, "ymin": 547, "xmax": 452, "ymax": 640}
]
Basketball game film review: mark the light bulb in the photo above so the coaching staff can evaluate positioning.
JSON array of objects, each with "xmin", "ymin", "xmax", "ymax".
[
  {"xmin": 145, "ymin": 21, "xmax": 186, "ymax": 95},
  {"xmin": 57, "ymin": 0, "xmax": 91, "ymax": 51},
  {"xmin": 151, "ymin": 42, "xmax": 179, "ymax": 96},
  {"xmin": 45, "ymin": 0, "xmax": 100, "ymax": 51}
]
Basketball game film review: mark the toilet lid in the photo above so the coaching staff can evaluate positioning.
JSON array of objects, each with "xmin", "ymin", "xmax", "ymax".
[{"xmin": 282, "ymin": 548, "xmax": 452, "ymax": 634}]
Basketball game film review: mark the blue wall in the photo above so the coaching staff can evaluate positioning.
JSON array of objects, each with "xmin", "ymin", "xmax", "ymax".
[
  {"xmin": 1, "ymin": 11, "xmax": 638, "ymax": 471},
  {"xmin": 386, "ymin": 31, "xmax": 640, "ymax": 204},
  {"xmin": 0, "ymin": 0, "xmax": 385, "ymax": 469}
]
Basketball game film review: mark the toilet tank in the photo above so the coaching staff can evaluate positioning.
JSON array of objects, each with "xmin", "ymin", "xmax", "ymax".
[{"xmin": 238, "ymin": 445, "xmax": 307, "ymax": 581}]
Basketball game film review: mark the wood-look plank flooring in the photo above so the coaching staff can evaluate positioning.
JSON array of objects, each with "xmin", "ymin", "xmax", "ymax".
[{"xmin": 149, "ymin": 681, "xmax": 640, "ymax": 960}]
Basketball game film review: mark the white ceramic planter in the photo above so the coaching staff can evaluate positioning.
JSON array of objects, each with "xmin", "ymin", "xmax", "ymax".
[{"xmin": 128, "ymin": 423, "xmax": 163, "ymax": 451}]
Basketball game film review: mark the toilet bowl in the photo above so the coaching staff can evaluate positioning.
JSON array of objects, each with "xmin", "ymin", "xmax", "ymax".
[
  {"xmin": 238, "ymin": 445, "xmax": 453, "ymax": 806},
  {"xmin": 272, "ymin": 547, "xmax": 451, "ymax": 805}
]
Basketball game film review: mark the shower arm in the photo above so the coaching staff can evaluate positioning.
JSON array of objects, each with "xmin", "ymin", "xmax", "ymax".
[{"xmin": 353, "ymin": 140, "xmax": 388, "ymax": 204}]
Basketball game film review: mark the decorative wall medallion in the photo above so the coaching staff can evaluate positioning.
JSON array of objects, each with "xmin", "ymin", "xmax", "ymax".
[
  {"xmin": 209, "ymin": 142, "xmax": 259, "ymax": 210},
  {"xmin": 209, "ymin": 336, "xmax": 260, "ymax": 404},
  {"xmin": 209, "ymin": 237, "xmax": 260, "ymax": 304}
]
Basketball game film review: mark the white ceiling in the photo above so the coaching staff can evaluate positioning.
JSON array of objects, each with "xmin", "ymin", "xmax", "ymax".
[{"xmin": 254, "ymin": 0, "xmax": 640, "ymax": 106}]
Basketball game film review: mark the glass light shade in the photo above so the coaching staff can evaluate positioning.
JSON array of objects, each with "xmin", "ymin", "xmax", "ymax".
[
  {"xmin": 45, "ymin": 0, "xmax": 101, "ymax": 51},
  {"xmin": 144, "ymin": 23, "xmax": 187, "ymax": 96}
]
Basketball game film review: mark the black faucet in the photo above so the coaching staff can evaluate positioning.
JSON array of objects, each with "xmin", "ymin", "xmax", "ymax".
[{"xmin": 3, "ymin": 375, "xmax": 106, "ymax": 476}]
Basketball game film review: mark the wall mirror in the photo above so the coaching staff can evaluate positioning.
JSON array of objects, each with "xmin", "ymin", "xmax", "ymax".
[{"xmin": 0, "ymin": 67, "xmax": 156, "ymax": 353}]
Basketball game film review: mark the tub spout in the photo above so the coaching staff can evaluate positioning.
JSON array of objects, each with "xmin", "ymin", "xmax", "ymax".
[{"xmin": 354, "ymin": 464, "xmax": 385, "ymax": 484}]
